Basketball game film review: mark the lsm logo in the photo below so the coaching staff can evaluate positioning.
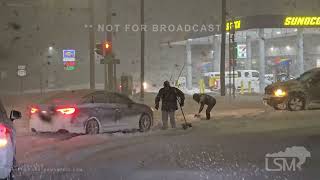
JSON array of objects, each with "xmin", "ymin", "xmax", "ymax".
[{"xmin": 265, "ymin": 146, "xmax": 311, "ymax": 172}]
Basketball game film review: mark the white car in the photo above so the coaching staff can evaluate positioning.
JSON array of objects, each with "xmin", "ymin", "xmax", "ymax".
[{"xmin": 0, "ymin": 100, "xmax": 21, "ymax": 180}]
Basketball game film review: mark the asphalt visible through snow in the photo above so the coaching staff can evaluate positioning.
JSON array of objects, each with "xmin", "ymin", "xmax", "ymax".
[{"xmin": 14, "ymin": 109, "xmax": 320, "ymax": 180}]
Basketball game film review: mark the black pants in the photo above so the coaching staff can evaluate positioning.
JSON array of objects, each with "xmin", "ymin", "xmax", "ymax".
[{"xmin": 206, "ymin": 104, "xmax": 214, "ymax": 120}]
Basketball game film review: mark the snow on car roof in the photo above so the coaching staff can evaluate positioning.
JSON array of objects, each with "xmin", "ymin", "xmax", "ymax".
[
  {"xmin": 40, "ymin": 90, "xmax": 130, "ymax": 104},
  {"xmin": 40, "ymin": 89, "xmax": 96, "ymax": 104}
]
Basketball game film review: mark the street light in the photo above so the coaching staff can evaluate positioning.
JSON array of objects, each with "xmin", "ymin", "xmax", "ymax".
[
  {"xmin": 49, "ymin": 46, "xmax": 53, "ymax": 51},
  {"xmin": 286, "ymin": 45, "xmax": 291, "ymax": 50}
]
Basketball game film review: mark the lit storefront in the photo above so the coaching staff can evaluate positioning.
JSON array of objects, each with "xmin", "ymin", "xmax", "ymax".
[{"xmin": 166, "ymin": 15, "xmax": 320, "ymax": 90}]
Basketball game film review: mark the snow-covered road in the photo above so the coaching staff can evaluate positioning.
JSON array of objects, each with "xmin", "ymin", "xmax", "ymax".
[
  {"xmin": 2, "ymin": 92, "xmax": 320, "ymax": 179},
  {"xmin": 15, "ymin": 109, "xmax": 320, "ymax": 180}
]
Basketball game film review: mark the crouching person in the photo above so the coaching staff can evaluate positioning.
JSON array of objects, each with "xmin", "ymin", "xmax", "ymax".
[
  {"xmin": 155, "ymin": 81, "xmax": 185, "ymax": 129},
  {"xmin": 193, "ymin": 93, "xmax": 216, "ymax": 120}
]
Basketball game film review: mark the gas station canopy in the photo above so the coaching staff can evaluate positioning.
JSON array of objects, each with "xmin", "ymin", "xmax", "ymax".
[{"xmin": 185, "ymin": 14, "xmax": 320, "ymax": 40}]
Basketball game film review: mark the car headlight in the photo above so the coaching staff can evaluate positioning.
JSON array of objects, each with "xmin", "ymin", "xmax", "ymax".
[{"xmin": 274, "ymin": 89, "xmax": 286, "ymax": 97}]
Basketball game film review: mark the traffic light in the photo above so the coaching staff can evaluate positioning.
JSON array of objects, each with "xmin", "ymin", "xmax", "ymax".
[
  {"xmin": 95, "ymin": 41, "xmax": 112, "ymax": 56},
  {"xmin": 103, "ymin": 41, "xmax": 112, "ymax": 56}
]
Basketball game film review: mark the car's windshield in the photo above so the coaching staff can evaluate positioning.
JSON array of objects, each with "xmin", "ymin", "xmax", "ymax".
[
  {"xmin": 111, "ymin": 93, "xmax": 133, "ymax": 104},
  {"xmin": 297, "ymin": 71, "xmax": 313, "ymax": 81}
]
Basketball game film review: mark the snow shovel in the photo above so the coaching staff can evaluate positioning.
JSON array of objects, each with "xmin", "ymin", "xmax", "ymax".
[{"xmin": 179, "ymin": 104, "xmax": 192, "ymax": 130}]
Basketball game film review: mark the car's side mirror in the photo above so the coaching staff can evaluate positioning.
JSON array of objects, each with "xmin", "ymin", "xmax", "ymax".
[{"xmin": 10, "ymin": 110, "xmax": 21, "ymax": 121}]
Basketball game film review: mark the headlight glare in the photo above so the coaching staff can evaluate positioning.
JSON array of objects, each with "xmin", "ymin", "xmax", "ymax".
[{"xmin": 274, "ymin": 89, "xmax": 286, "ymax": 97}]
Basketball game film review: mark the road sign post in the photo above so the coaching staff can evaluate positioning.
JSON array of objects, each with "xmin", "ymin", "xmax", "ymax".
[
  {"xmin": 17, "ymin": 65, "xmax": 27, "ymax": 94},
  {"xmin": 100, "ymin": 53, "xmax": 120, "ymax": 92}
]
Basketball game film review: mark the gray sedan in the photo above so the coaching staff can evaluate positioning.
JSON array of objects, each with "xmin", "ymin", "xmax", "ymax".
[{"xmin": 29, "ymin": 90, "xmax": 153, "ymax": 134}]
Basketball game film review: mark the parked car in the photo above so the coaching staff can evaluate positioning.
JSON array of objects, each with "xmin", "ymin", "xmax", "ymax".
[
  {"xmin": 263, "ymin": 68, "xmax": 320, "ymax": 111},
  {"xmin": 0, "ymin": 100, "xmax": 21, "ymax": 180},
  {"xmin": 29, "ymin": 90, "xmax": 153, "ymax": 134}
]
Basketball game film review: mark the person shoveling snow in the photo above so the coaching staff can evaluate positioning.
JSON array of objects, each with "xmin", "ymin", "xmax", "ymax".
[
  {"xmin": 155, "ymin": 81, "xmax": 185, "ymax": 129},
  {"xmin": 193, "ymin": 93, "xmax": 216, "ymax": 120}
]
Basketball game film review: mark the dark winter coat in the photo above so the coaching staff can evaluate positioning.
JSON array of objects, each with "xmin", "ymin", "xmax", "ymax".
[
  {"xmin": 193, "ymin": 94, "xmax": 217, "ymax": 113},
  {"xmin": 155, "ymin": 87, "xmax": 185, "ymax": 112}
]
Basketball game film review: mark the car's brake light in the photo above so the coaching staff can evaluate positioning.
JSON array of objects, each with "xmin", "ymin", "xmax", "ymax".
[
  {"xmin": 0, "ymin": 125, "xmax": 7, "ymax": 135},
  {"xmin": 30, "ymin": 107, "xmax": 39, "ymax": 114},
  {"xmin": 0, "ymin": 124, "xmax": 8, "ymax": 147},
  {"xmin": 56, "ymin": 107, "xmax": 76, "ymax": 115}
]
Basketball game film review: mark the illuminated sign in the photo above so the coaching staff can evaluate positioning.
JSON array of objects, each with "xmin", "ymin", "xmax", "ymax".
[
  {"xmin": 274, "ymin": 57, "xmax": 291, "ymax": 65},
  {"xmin": 284, "ymin": 17, "xmax": 320, "ymax": 26},
  {"xmin": 63, "ymin": 49, "xmax": 76, "ymax": 62},
  {"xmin": 226, "ymin": 20, "xmax": 241, "ymax": 31},
  {"xmin": 237, "ymin": 44, "xmax": 247, "ymax": 59},
  {"xmin": 64, "ymin": 61, "xmax": 76, "ymax": 71},
  {"xmin": 63, "ymin": 49, "xmax": 76, "ymax": 71}
]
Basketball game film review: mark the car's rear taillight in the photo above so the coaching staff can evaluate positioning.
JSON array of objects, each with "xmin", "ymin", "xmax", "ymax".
[
  {"xmin": 56, "ymin": 107, "xmax": 76, "ymax": 115},
  {"xmin": 0, "ymin": 124, "xmax": 8, "ymax": 147},
  {"xmin": 0, "ymin": 125, "xmax": 7, "ymax": 134}
]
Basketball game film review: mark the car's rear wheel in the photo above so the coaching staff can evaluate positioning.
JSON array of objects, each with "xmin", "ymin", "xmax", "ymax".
[
  {"xmin": 139, "ymin": 114, "xmax": 152, "ymax": 132},
  {"xmin": 86, "ymin": 119, "xmax": 100, "ymax": 134},
  {"xmin": 288, "ymin": 95, "xmax": 305, "ymax": 111}
]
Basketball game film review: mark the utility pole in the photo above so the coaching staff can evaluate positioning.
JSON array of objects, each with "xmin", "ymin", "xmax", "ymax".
[
  {"xmin": 89, "ymin": 0, "xmax": 95, "ymax": 89},
  {"xmin": 106, "ymin": 0, "xmax": 113, "ymax": 91},
  {"xmin": 230, "ymin": 21, "xmax": 236, "ymax": 99},
  {"xmin": 228, "ymin": 31, "xmax": 232, "ymax": 97},
  {"xmin": 140, "ymin": 0, "xmax": 145, "ymax": 100},
  {"xmin": 220, "ymin": 0, "xmax": 227, "ymax": 96}
]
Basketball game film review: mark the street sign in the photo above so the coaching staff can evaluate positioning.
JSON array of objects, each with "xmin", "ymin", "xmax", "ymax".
[
  {"xmin": 237, "ymin": 44, "xmax": 247, "ymax": 59},
  {"xmin": 17, "ymin": 65, "xmax": 27, "ymax": 77},
  {"xmin": 95, "ymin": 53, "xmax": 104, "ymax": 64},
  {"xmin": 100, "ymin": 58, "xmax": 120, "ymax": 64},
  {"xmin": 100, "ymin": 54, "xmax": 120, "ymax": 64},
  {"xmin": 17, "ymin": 69, "xmax": 27, "ymax": 77},
  {"xmin": 18, "ymin": 65, "xmax": 26, "ymax": 70}
]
